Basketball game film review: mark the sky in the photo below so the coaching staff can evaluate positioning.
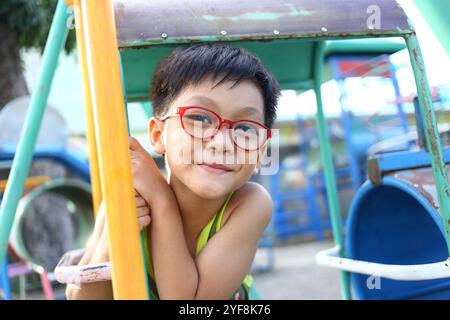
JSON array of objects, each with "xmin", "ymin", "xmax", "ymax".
[{"xmin": 20, "ymin": 1, "xmax": 450, "ymax": 134}]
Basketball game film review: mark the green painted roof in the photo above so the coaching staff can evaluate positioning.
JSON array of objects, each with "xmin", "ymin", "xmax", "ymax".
[{"xmin": 413, "ymin": 0, "xmax": 450, "ymax": 55}]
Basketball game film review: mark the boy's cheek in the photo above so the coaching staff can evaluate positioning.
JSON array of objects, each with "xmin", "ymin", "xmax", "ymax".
[{"xmin": 236, "ymin": 150, "xmax": 259, "ymax": 166}]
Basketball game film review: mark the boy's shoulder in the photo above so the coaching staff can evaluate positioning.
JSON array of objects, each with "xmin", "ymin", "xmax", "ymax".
[
  {"xmin": 233, "ymin": 182, "xmax": 271, "ymax": 201},
  {"xmin": 222, "ymin": 182, "xmax": 273, "ymax": 227}
]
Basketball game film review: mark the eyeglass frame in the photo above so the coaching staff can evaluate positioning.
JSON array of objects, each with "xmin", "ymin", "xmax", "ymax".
[{"xmin": 159, "ymin": 106, "xmax": 272, "ymax": 151}]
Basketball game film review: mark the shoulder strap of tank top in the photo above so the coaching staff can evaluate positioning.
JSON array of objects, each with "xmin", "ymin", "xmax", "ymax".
[{"xmin": 195, "ymin": 191, "xmax": 235, "ymax": 256}]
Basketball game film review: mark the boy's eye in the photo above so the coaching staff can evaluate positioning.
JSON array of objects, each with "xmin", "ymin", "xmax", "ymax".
[
  {"xmin": 185, "ymin": 114, "xmax": 212, "ymax": 125},
  {"xmin": 234, "ymin": 123, "xmax": 258, "ymax": 135}
]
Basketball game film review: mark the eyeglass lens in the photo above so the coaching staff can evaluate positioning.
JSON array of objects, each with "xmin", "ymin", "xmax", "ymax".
[{"xmin": 181, "ymin": 108, "xmax": 267, "ymax": 150}]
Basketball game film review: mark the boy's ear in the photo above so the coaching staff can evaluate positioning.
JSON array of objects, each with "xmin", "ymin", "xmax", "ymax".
[{"xmin": 148, "ymin": 117, "xmax": 165, "ymax": 155}]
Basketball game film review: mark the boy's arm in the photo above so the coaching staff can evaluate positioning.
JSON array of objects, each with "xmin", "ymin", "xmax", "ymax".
[
  {"xmin": 149, "ymin": 183, "xmax": 272, "ymax": 300},
  {"xmin": 78, "ymin": 201, "xmax": 107, "ymax": 265},
  {"xmin": 148, "ymin": 193, "xmax": 200, "ymax": 299},
  {"xmin": 66, "ymin": 201, "xmax": 114, "ymax": 300},
  {"xmin": 193, "ymin": 183, "xmax": 272, "ymax": 299}
]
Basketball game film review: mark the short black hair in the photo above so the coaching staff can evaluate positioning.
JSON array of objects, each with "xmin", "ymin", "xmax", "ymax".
[{"xmin": 150, "ymin": 43, "xmax": 281, "ymax": 128}]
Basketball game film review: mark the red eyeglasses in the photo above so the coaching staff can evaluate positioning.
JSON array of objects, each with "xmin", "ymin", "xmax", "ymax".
[{"xmin": 160, "ymin": 106, "xmax": 271, "ymax": 151}]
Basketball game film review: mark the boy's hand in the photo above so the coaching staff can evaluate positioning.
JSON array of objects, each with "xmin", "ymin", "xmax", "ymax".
[
  {"xmin": 135, "ymin": 190, "xmax": 151, "ymax": 231},
  {"xmin": 129, "ymin": 136, "xmax": 173, "ymax": 208}
]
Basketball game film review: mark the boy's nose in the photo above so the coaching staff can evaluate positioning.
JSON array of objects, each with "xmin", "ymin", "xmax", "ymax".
[{"xmin": 208, "ymin": 126, "xmax": 234, "ymax": 152}]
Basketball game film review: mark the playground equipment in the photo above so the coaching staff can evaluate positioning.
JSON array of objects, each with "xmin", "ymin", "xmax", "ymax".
[
  {"xmin": 267, "ymin": 116, "xmax": 326, "ymax": 242},
  {"xmin": 0, "ymin": 0, "xmax": 448, "ymax": 300},
  {"xmin": 317, "ymin": 90, "xmax": 450, "ymax": 298},
  {"xmin": 0, "ymin": 176, "xmax": 93, "ymax": 300},
  {"xmin": 9, "ymin": 179, "xmax": 93, "ymax": 272},
  {"xmin": 0, "ymin": 96, "xmax": 93, "ymax": 300},
  {"xmin": 325, "ymin": 42, "xmax": 410, "ymax": 191},
  {"xmin": 268, "ymin": 40, "xmax": 413, "ymax": 243}
]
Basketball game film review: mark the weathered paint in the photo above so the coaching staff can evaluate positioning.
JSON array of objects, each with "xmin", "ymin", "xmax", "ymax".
[
  {"xmin": 287, "ymin": 4, "xmax": 313, "ymax": 17},
  {"xmin": 203, "ymin": 4, "xmax": 312, "ymax": 22},
  {"xmin": 389, "ymin": 167, "xmax": 450, "ymax": 211},
  {"xmin": 204, "ymin": 12, "xmax": 284, "ymax": 21},
  {"xmin": 367, "ymin": 148, "xmax": 450, "ymax": 186},
  {"xmin": 406, "ymin": 34, "xmax": 450, "ymax": 248},
  {"xmin": 117, "ymin": 31, "xmax": 413, "ymax": 49},
  {"xmin": 113, "ymin": 0, "xmax": 411, "ymax": 47}
]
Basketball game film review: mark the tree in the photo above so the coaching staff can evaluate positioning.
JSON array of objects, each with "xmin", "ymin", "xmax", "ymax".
[{"xmin": 0, "ymin": 0, "xmax": 76, "ymax": 110}]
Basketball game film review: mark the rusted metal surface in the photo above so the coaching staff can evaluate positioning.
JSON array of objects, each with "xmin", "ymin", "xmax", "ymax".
[
  {"xmin": 367, "ymin": 148, "xmax": 450, "ymax": 186},
  {"xmin": 405, "ymin": 34, "xmax": 450, "ymax": 253},
  {"xmin": 388, "ymin": 166, "xmax": 450, "ymax": 214},
  {"xmin": 113, "ymin": 0, "xmax": 411, "ymax": 47}
]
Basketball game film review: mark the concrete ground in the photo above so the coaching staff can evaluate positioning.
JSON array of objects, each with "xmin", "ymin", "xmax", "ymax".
[
  {"xmin": 252, "ymin": 239, "xmax": 342, "ymax": 300},
  {"xmin": 13, "ymin": 239, "xmax": 341, "ymax": 300}
]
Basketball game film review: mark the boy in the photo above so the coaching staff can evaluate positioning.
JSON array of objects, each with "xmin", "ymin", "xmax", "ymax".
[{"xmin": 67, "ymin": 43, "xmax": 281, "ymax": 299}]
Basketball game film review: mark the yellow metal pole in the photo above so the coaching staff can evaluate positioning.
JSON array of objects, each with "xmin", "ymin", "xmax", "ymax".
[
  {"xmin": 71, "ymin": 0, "xmax": 102, "ymax": 215},
  {"xmin": 79, "ymin": 0, "xmax": 148, "ymax": 299},
  {"xmin": 0, "ymin": 176, "xmax": 52, "ymax": 192}
]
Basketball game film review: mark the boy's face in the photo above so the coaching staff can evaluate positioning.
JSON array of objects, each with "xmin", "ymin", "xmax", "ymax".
[{"xmin": 148, "ymin": 74, "xmax": 268, "ymax": 199}]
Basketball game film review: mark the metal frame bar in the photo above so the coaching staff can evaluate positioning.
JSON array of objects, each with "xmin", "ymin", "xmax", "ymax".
[
  {"xmin": 405, "ymin": 33, "xmax": 450, "ymax": 253},
  {"xmin": 120, "ymin": 55, "xmax": 151, "ymax": 297},
  {"xmin": 312, "ymin": 41, "xmax": 351, "ymax": 299},
  {"xmin": 0, "ymin": 0, "xmax": 70, "ymax": 268},
  {"xmin": 78, "ymin": 0, "xmax": 147, "ymax": 299},
  {"xmin": 317, "ymin": 245, "xmax": 450, "ymax": 281},
  {"xmin": 73, "ymin": 0, "xmax": 102, "ymax": 215}
]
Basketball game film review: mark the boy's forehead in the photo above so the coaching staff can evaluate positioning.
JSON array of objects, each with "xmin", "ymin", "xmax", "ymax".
[{"xmin": 176, "ymin": 76, "xmax": 264, "ymax": 113}]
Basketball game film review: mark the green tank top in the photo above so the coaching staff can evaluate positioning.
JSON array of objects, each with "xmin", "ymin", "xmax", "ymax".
[{"xmin": 142, "ymin": 191, "xmax": 253, "ymax": 300}]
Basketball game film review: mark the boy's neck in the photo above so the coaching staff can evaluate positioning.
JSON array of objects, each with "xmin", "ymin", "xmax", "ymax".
[{"xmin": 167, "ymin": 175, "xmax": 229, "ymax": 241}]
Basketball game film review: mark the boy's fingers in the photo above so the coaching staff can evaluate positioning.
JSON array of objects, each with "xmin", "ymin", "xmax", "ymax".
[
  {"xmin": 138, "ymin": 216, "xmax": 151, "ymax": 230},
  {"xmin": 137, "ymin": 206, "xmax": 150, "ymax": 218},
  {"xmin": 135, "ymin": 195, "xmax": 147, "ymax": 208}
]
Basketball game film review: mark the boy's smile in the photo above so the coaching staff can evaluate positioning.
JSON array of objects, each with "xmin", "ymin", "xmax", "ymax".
[{"xmin": 196, "ymin": 163, "xmax": 234, "ymax": 175}]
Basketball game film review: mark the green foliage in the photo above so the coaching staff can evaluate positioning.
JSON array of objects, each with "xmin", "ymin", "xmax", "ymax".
[{"xmin": 0, "ymin": 0, "xmax": 76, "ymax": 54}]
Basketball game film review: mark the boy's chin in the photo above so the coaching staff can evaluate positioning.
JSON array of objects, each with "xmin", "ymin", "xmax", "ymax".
[{"xmin": 188, "ymin": 182, "xmax": 233, "ymax": 200}]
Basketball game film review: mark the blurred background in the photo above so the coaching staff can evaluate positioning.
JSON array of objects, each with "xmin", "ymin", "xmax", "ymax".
[{"xmin": 0, "ymin": 0, "xmax": 449, "ymax": 299}]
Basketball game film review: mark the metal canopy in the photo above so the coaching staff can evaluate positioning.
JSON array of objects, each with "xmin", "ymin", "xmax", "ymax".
[
  {"xmin": 113, "ymin": 0, "xmax": 412, "ymax": 47},
  {"xmin": 115, "ymin": 0, "xmax": 412, "ymax": 102}
]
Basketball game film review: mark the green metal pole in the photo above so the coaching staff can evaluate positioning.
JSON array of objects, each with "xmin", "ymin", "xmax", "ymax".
[
  {"xmin": 313, "ymin": 41, "xmax": 351, "ymax": 300},
  {"xmin": 405, "ymin": 34, "xmax": 450, "ymax": 253},
  {"xmin": 120, "ymin": 57, "xmax": 151, "ymax": 298},
  {"xmin": 0, "ymin": 0, "xmax": 70, "ymax": 267}
]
